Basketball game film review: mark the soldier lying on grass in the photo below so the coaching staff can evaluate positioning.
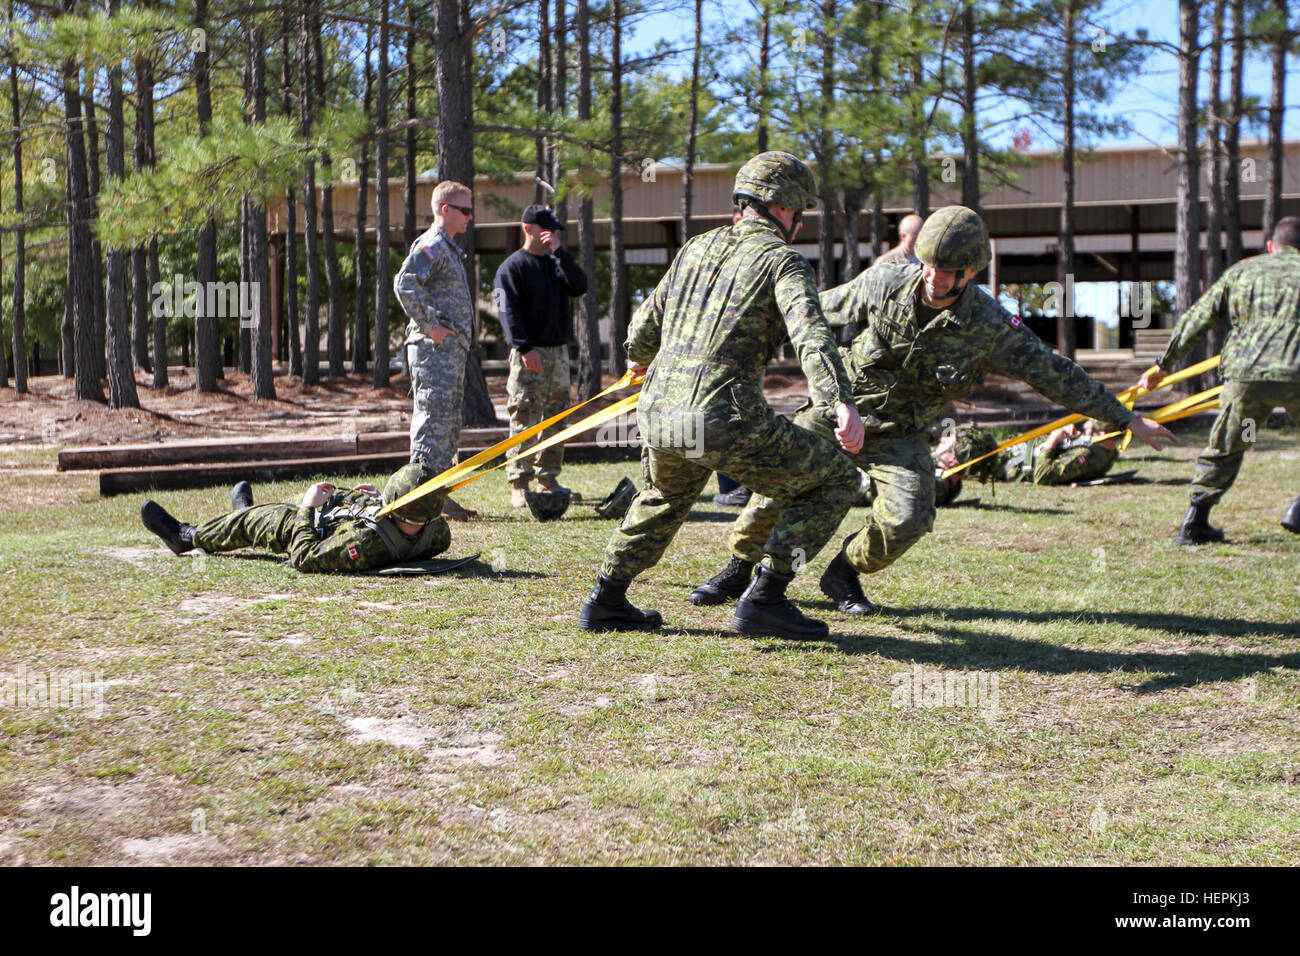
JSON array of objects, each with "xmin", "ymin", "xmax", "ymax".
[{"xmin": 139, "ymin": 464, "xmax": 449, "ymax": 573}]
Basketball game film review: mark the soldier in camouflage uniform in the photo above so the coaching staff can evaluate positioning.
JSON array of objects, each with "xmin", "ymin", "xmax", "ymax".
[
  {"xmin": 700, "ymin": 205, "xmax": 1174, "ymax": 616},
  {"xmin": 139, "ymin": 465, "xmax": 450, "ymax": 573},
  {"xmin": 394, "ymin": 181, "xmax": 477, "ymax": 520},
  {"xmin": 1138, "ymin": 216, "xmax": 1300, "ymax": 543},
  {"xmin": 579, "ymin": 151, "xmax": 866, "ymax": 640}
]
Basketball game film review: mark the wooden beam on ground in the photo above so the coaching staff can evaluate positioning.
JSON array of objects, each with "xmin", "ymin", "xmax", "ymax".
[{"xmin": 98, "ymin": 441, "xmax": 639, "ymax": 496}]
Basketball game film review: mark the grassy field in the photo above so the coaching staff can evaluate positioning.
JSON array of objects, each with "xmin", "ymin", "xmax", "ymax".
[{"xmin": 1, "ymin": 424, "xmax": 1297, "ymax": 865}]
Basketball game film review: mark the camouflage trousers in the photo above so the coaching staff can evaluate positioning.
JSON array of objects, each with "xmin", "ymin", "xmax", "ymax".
[
  {"xmin": 193, "ymin": 504, "xmax": 297, "ymax": 555},
  {"xmin": 600, "ymin": 406, "xmax": 859, "ymax": 581},
  {"xmin": 730, "ymin": 405, "xmax": 935, "ymax": 575},
  {"xmin": 1191, "ymin": 379, "xmax": 1300, "ymax": 504},
  {"xmin": 408, "ymin": 337, "xmax": 468, "ymax": 474},
  {"xmin": 505, "ymin": 345, "xmax": 571, "ymax": 485}
]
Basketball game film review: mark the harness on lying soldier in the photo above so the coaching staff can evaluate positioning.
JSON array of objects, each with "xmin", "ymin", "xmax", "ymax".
[{"xmin": 316, "ymin": 499, "xmax": 446, "ymax": 563}]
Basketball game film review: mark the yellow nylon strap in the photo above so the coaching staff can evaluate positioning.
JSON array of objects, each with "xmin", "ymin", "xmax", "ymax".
[
  {"xmin": 941, "ymin": 354, "xmax": 1223, "ymax": 480},
  {"xmin": 379, "ymin": 370, "xmax": 642, "ymax": 519},
  {"xmin": 1094, "ymin": 386, "xmax": 1223, "ymax": 441},
  {"xmin": 447, "ymin": 392, "xmax": 642, "ymax": 493}
]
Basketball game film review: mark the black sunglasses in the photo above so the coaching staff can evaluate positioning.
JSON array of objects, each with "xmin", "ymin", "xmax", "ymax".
[{"xmin": 444, "ymin": 203, "xmax": 473, "ymax": 216}]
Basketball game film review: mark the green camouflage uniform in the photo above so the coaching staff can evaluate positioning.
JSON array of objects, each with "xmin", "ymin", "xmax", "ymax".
[
  {"xmin": 730, "ymin": 261, "xmax": 1135, "ymax": 574},
  {"xmin": 192, "ymin": 488, "xmax": 451, "ymax": 574},
  {"xmin": 1031, "ymin": 437, "xmax": 1119, "ymax": 485},
  {"xmin": 1158, "ymin": 246, "xmax": 1300, "ymax": 504},
  {"xmin": 505, "ymin": 345, "xmax": 571, "ymax": 484},
  {"xmin": 395, "ymin": 225, "xmax": 475, "ymax": 473},
  {"xmin": 600, "ymin": 216, "xmax": 860, "ymax": 581}
]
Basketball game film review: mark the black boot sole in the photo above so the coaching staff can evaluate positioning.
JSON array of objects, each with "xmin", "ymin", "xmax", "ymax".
[
  {"xmin": 231, "ymin": 481, "xmax": 253, "ymax": 511},
  {"xmin": 141, "ymin": 501, "xmax": 192, "ymax": 555},
  {"xmin": 731, "ymin": 602, "xmax": 829, "ymax": 640},
  {"xmin": 578, "ymin": 604, "xmax": 663, "ymax": 633},
  {"xmin": 1176, "ymin": 528, "xmax": 1226, "ymax": 546},
  {"xmin": 818, "ymin": 565, "xmax": 880, "ymax": 616}
]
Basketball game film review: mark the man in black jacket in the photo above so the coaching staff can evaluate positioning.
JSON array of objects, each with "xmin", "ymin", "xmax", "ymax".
[{"xmin": 494, "ymin": 205, "xmax": 589, "ymax": 508}]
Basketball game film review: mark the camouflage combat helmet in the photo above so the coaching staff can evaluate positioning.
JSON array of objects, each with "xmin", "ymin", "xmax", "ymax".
[
  {"xmin": 915, "ymin": 205, "xmax": 991, "ymax": 272},
  {"xmin": 525, "ymin": 489, "xmax": 571, "ymax": 522},
  {"xmin": 382, "ymin": 463, "xmax": 443, "ymax": 524},
  {"xmin": 732, "ymin": 151, "xmax": 818, "ymax": 211}
]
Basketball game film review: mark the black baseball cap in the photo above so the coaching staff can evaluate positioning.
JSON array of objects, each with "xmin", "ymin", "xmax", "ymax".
[{"xmin": 522, "ymin": 204, "xmax": 564, "ymax": 231}]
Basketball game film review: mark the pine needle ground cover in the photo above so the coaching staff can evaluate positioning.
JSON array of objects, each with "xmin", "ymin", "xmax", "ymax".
[{"xmin": 1, "ymin": 426, "xmax": 1297, "ymax": 865}]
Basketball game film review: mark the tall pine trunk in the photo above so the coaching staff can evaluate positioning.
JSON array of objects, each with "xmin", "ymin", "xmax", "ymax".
[
  {"xmin": 104, "ymin": 0, "xmax": 138, "ymax": 409},
  {"xmin": 61, "ymin": 15, "xmax": 103, "ymax": 402},
  {"xmin": 1057, "ymin": 0, "xmax": 1077, "ymax": 359},
  {"xmin": 960, "ymin": 0, "xmax": 979, "ymax": 211},
  {"xmin": 314, "ymin": 17, "xmax": 344, "ymax": 377},
  {"xmin": 575, "ymin": 0, "xmax": 600, "ymax": 398},
  {"xmin": 1262, "ymin": 0, "xmax": 1287, "ymax": 235},
  {"xmin": 299, "ymin": 12, "xmax": 320, "ymax": 385},
  {"xmin": 1206, "ymin": 0, "xmax": 1225, "ymax": 286},
  {"xmin": 281, "ymin": 27, "xmax": 302, "ymax": 376},
  {"xmin": 681, "ymin": 0, "xmax": 702, "ymax": 243},
  {"xmin": 194, "ymin": 0, "xmax": 220, "ymax": 388},
  {"xmin": 353, "ymin": 22, "xmax": 373, "ymax": 374},
  {"xmin": 1224, "ymin": 0, "xmax": 1245, "ymax": 265},
  {"xmin": 404, "ymin": 1, "xmax": 418, "ymax": 249},
  {"xmin": 9, "ymin": 0, "xmax": 27, "ymax": 394},
  {"xmin": 607, "ymin": 0, "xmax": 627, "ymax": 375},
  {"xmin": 372, "ymin": 0, "xmax": 391, "ymax": 389},
  {"xmin": 1174, "ymin": 0, "xmax": 1202, "ymax": 331},
  {"xmin": 245, "ymin": 19, "xmax": 276, "ymax": 399},
  {"xmin": 84, "ymin": 69, "xmax": 106, "ymax": 381}
]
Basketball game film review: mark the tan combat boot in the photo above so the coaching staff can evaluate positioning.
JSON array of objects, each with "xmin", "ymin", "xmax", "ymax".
[
  {"xmin": 441, "ymin": 495, "xmax": 478, "ymax": 521},
  {"xmin": 510, "ymin": 481, "xmax": 530, "ymax": 509}
]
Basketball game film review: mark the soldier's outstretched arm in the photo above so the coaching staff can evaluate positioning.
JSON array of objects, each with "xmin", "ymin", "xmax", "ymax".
[
  {"xmin": 818, "ymin": 267, "xmax": 875, "ymax": 329},
  {"xmin": 625, "ymin": 267, "xmax": 670, "ymax": 366},
  {"xmin": 1156, "ymin": 271, "xmax": 1233, "ymax": 373},
  {"xmin": 774, "ymin": 258, "xmax": 854, "ymax": 409}
]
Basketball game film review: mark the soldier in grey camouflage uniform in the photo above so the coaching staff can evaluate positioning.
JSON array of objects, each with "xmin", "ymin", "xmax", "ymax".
[
  {"xmin": 394, "ymin": 181, "xmax": 477, "ymax": 519},
  {"xmin": 1138, "ymin": 216, "xmax": 1300, "ymax": 543},
  {"xmin": 579, "ymin": 151, "xmax": 866, "ymax": 640},
  {"xmin": 699, "ymin": 205, "xmax": 1174, "ymax": 616},
  {"xmin": 139, "ymin": 465, "xmax": 450, "ymax": 573}
]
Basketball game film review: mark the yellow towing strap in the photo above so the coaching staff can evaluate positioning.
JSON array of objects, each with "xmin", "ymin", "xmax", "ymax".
[
  {"xmin": 379, "ymin": 370, "xmax": 643, "ymax": 519},
  {"xmin": 941, "ymin": 354, "xmax": 1222, "ymax": 480},
  {"xmin": 1094, "ymin": 386, "xmax": 1222, "ymax": 441}
]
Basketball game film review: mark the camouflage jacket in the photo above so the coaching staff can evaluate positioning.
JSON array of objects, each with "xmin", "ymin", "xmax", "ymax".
[
  {"xmin": 285, "ymin": 489, "xmax": 450, "ymax": 573},
  {"xmin": 821, "ymin": 262, "xmax": 1134, "ymax": 436},
  {"xmin": 394, "ymin": 225, "xmax": 475, "ymax": 347},
  {"xmin": 626, "ymin": 217, "xmax": 852, "ymax": 436},
  {"xmin": 1159, "ymin": 246, "xmax": 1300, "ymax": 382},
  {"xmin": 1032, "ymin": 439, "xmax": 1119, "ymax": 486}
]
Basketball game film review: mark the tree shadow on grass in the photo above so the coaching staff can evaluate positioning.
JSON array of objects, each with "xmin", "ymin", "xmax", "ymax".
[{"xmin": 782, "ymin": 603, "xmax": 1300, "ymax": 692}]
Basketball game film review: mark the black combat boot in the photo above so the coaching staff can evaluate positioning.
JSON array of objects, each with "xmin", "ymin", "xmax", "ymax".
[
  {"xmin": 732, "ymin": 565, "xmax": 829, "ymax": 640},
  {"xmin": 1176, "ymin": 497, "xmax": 1226, "ymax": 546},
  {"xmin": 231, "ymin": 481, "xmax": 254, "ymax": 511},
  {"xmin": 819, "ymin": 550, "xmax": 880, "ymax": 616},
  {"xmin": 712, "ymin": 486, "xmax": 753, "ymax": 507},
  {"xmin": 1282, "ymin": 496, "xmax": 1300, "ymax": 534},
  {"xmin": 579, "ymin": 575, "xmax": 664, "ymax": 632},
  {"xmin": 689, "ymin": 557, "xmax": 755, "ymax": 606},
  {"xmin": 141, "ymin": 500, "xmax": 197, "ymax": 555}
]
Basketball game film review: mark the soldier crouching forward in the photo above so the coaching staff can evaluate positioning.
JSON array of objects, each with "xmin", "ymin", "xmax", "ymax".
[
  {"xmin": 578, "ymin": 150, "xmax": 866, "ymax": 640},
  {"xmin": 139, "ymin": 465, "xmax": 449, "ymax": 573},
  {"xmin": 696, "ymin": 205, "xmax": 1174, "ymax": 616}
]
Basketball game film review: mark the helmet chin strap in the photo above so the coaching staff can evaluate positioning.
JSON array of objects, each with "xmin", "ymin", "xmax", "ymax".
[{"xmin": 746, "ymin": 199, "xmax": 800, "ymax": 243}]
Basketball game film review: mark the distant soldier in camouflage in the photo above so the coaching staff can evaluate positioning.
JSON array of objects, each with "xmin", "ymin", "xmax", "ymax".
[
  {"xmin": 394, "ymin": 180, "xmax": 477, "ymax": 520},
  {"xmin": 139, "ymin": 466, "xmax": 450, "ymax": 573},
  {"xmin": 699, "ymin": 205, "xmax": 1174, "ymax": 616},
  {"xmin": 579, "ymin": 151, "xmax": 866, "ymax": 640},
  {"xmin": 1138, "ymin": 215, "xmax": 1300, "ymax": 543}
]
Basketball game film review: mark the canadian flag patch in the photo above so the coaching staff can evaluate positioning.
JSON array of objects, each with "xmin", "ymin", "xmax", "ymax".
[
  {"xmin": 1009, "ymin": 315, "xmax": 1023, "ymax": 328},
  {"xmin": 346, "ymin": 545, "xmax": 359, "ymax": 561}
]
